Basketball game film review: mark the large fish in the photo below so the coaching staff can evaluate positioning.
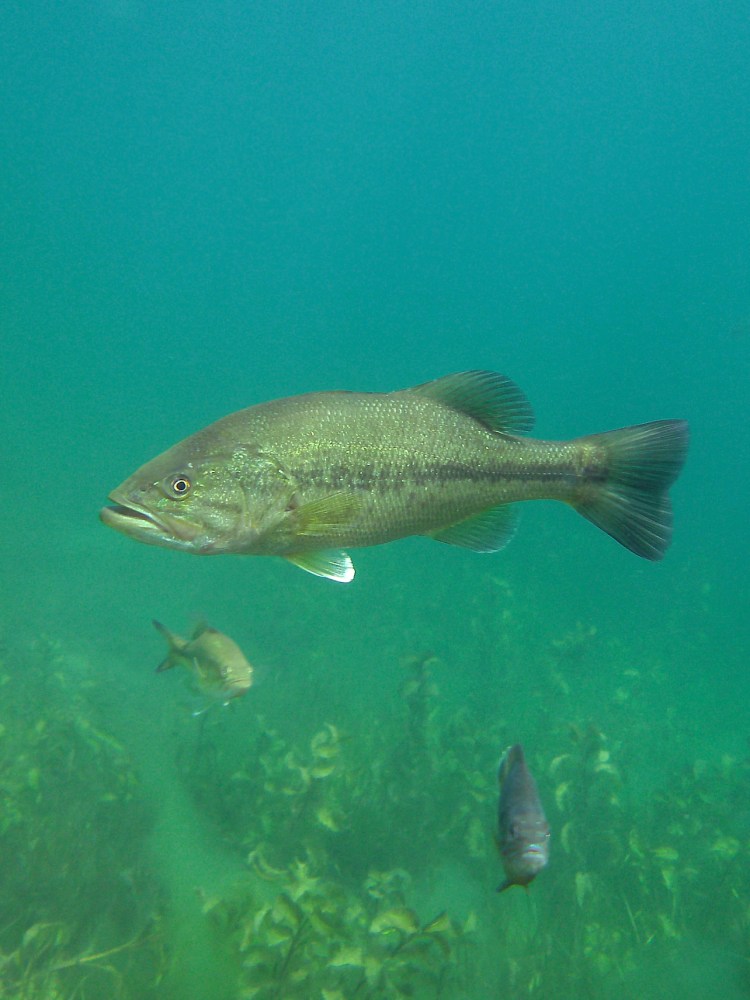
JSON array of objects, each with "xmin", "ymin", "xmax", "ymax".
[
  {"xmin": 496, "ymin": 743, "xmax": 550, "ymax": 892},
  {"xmin": 100, "ymin": 370, "xmax": 689, "ymax": 582}
]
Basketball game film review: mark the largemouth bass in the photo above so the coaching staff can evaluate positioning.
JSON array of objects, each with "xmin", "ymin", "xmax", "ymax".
[
  {"xmin": 100, "ymin": 370, "xmax": 689, "ymax": 582},
  {"xmin": 496, "ymin": 743, "xmax": 550, "ymax": 892}
]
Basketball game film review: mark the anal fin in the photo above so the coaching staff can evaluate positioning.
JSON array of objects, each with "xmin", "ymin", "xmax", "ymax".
[{"xmin": 428, "ymin": 504, "xmax": 518, "ymax": 553}]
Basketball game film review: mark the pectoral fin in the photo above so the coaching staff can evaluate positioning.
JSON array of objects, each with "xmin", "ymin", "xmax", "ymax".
[
  {"xmin": 285, "ymin": 550, "xmax": 356, "ymax": 583},
  {"xmin": 293, "ymin": 492, "xmax": 362, "ymax": 537}
]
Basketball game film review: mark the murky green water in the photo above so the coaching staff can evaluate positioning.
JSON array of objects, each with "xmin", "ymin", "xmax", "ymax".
[{"xmin": 1, "ymin": 3, "xmax": 748, "ymax": 997}]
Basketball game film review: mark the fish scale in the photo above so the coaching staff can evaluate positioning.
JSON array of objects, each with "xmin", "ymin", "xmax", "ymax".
[{"xmin": 177, "ymin": 393, "xmax": 593, "ymax": 544}]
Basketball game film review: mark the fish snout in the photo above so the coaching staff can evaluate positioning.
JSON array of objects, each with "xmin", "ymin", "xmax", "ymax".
[
  {"xmin": 521, "ymin": 842, "xmax": 549, "ymax": 872},
  {"xmin": 100, "ymin": 486, "xmax": 206, "ymax": 549}
]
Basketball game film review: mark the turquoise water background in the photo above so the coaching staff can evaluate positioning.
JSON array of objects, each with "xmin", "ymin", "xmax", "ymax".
[{"xmin": 2, "ymin": 3, "xmax": 749, "ymax": 998}]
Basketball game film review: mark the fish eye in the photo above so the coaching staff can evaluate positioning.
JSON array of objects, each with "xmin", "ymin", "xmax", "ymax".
[{"xmin": 163, "ymin": 474, "xmax": 192, "ymax": 499}]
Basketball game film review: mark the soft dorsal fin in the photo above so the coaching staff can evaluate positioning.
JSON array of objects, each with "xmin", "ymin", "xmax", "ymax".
[{"xmin": 405, "ymin": 370, "xmax": 534, "ymax": 435}]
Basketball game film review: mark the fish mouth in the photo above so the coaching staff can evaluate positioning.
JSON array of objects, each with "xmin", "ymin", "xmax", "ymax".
[
  {"xmin": 100, "ymin": 494, "xmax": 202, "ymax": 546},
  {"xmin": 521, "ymin": 845, "xmax": 548, "ymax": 868},
  {"xmin": 100, "ymin": 503, "xmax": 157, "ymax": 531}
]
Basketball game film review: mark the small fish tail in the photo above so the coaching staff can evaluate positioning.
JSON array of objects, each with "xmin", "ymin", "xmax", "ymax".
[
  {"xmin": 152, "ymin": 619, "xmax": 184, "ymax": 671},
  {"xmin": 573, "ymin": 420, "xmax": 689, "ymax": 560}
]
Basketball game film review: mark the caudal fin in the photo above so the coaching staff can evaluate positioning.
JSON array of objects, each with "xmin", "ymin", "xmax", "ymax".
[
  {"xmin": 574, "ymin": 420, "xmax": 689, "ymax": 560},
  {"xmin": 152, "ymin": 619, "xmax": 182, "ymax": 671}
]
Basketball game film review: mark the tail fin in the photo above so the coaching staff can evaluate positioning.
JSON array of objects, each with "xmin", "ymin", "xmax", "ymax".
[
  {"xmin": 152, "ymin": 619, "xmax": 183, "ymax": 672},
  {"xmin": 574, "ymin": 420, "xmax": 689, "ymax": 560}
]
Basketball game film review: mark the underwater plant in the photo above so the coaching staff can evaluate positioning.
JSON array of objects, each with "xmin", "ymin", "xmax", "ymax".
[
  {"xmin": 0, "ymin": 918, "xmax": 162, "ymax": 1000},
  {"xmin": 166, "ymin": 614, "xmax": 750, "ymax": 999},
  {"xmin": 177, "ymin": 652, "xmax": 506, "ymax": 885},
  {"xmin": 201, "ymin": 852, "xmax": 470, "ymax": 998},
  {"xmin": 0, "ymin": 637, "xmax": 165, "ymax": 998},
  {"xmin": 7, "ymin": 614, "xmax": 747, "ymax": 998}
]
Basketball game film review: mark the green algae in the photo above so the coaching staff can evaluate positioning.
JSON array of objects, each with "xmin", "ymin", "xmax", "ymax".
[
  {"xmin": 1, "ymin": 623, "xmax": 749, "ymax": 998},
  {"xmin": 0, "ymin": 638, "xmax": 163, "ymax": 998}
]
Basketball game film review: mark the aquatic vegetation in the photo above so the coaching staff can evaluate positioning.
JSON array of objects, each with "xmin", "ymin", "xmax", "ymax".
[
  {"xmin": 3, "ymin": 620, "xmax": 748, "ymax": 998},
  {"xmin": 180, "ymin": 653, "xmax": 505, "ymax": 884},
  {"xmin": 0, "ymin": 919, "xmax": 160, "ymax": 1000},
  {"xmin": 171, "ymin": 629, "xmax": 750, "ymax": 995},
  {"xmin": 0, "ymin": 637, "xmax": 165, "ymax": 998},
  {"xmin": 203, "ymin": 855, "xmax": 468, "ymax": 998}
]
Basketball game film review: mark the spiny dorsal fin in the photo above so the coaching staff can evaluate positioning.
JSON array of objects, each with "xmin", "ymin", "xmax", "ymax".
[
  {"xmin": 191, "ymin": 620, "xmax": 213, "ymax": 641},
  {"xmin": 498, "ymin": 743, "xmax": 524, "ymax": 783},
  {"xmin": 405, "ymin": 370, "xmax": 534, "ymax": 435}
]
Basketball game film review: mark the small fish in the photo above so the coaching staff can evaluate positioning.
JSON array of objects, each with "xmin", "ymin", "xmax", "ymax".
[
  {"xmin": 100, "ymin": 371, "xmax": 689, "ymax": 582},
  {"xmin": 152, "ymin": 620, "xmax": 253, "ymax": 707},
  {"xmin": 496, "ymin": 744, "xmax": 550, "ymax": 892}
]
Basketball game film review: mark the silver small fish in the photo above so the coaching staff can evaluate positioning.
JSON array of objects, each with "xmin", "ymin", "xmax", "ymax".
[
  {"xmin": 153, "ymin": 620, "xmax": 253, "ymax": 708},
  {"xmin": 497, "ymin": 744, "xmax": 550, "ymax": 892}
]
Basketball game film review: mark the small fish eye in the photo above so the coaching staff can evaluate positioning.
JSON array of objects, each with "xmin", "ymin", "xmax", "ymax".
[{"xmin": 166, "ymin": 475, "xmax": 191, "ymax": 499}]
